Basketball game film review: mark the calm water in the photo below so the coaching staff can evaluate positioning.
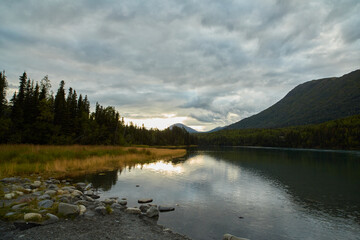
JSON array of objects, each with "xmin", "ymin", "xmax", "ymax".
[{"xmin": 75, "ymin": 147, "xmax": 360, "ymax": 240}]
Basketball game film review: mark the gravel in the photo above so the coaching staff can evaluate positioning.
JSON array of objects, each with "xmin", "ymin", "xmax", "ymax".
[{"xmin": 0, "ymin": 210, "xmax": 191, "ymax": 240}]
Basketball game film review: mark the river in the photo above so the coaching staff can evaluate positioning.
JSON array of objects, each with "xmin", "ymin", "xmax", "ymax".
[{"xmin": 75, "ymin": 147, "xmax": 360, "ymax": 240}]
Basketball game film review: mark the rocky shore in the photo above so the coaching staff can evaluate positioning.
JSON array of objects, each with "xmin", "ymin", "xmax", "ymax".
[{"xmin": 0, "ymin": 176, "xmax": 190, "ymax": 240}]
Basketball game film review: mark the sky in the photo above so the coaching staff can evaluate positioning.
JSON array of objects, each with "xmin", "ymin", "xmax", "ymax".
[{"xmin": 1, "ymin": 0, "xmax": 359, "ymax": 131}]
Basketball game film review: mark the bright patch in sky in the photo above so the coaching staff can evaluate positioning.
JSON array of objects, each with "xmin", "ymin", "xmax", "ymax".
[{"xmin": 124, "ymin": 116, "xmax": 187, "ymax": 130}]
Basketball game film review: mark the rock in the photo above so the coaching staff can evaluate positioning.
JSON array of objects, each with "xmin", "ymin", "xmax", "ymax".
[
  {"xmin": 75, "ymin": 182, "xmax": 86, "ymax": 190},
  {"xmin": 85, "ymin": 183, "xmax": 93, "ymax": 190},
  {"xmin": 5, "ymin": 212, "xmax": 16, "ymax": 218},
  {"xmin": 146, "ymin": 206, "xmax": 159, "ymax": 218},
  {"xmin": 58, "ymin": 203, "xmax": 79, "ymax": 216},
  {"xmin": 30, "ymin": 181, "xmax": 42, "ymax": 189},
  {"xmin": 12, "ymin": 203, "xmax": 27, "ymax": 210},
  {"xmin": 118, "ymin": 200, "xmax": 127, "ymax": 206},
  {"xmin": 158, "ymin": 205, "xmax": 175, "ymax": 212},
  {"xmin": 45, "ymin": 190, "xmax": 57, "ymax": 196},
  {"xmin": 47, "ymin": 184, "xmax": 58, "ymax": 190},
  {"xmin": 111, "ymin": 203, "xmax": 121, "ymax": 209},
  {"xmin": 24, "ymin": 213, "xmax": 42, "ymax": 222},
  {"xmin": 62, "ymin": 186, "xmax": 75, "ymax": 193},
  {"xmin": 38, "ymin": 200, "xmax": 54, "ymax": 208},
  {"xmin": 222, "ymin": 234, "xmax": 250, "ymax": 240},
  {"xmin": 136, "ymin": 185, "xmax": 140, "ymax": 187},
  {"xmin": 79, "ymin": 205, "xmax": 86, "ymax": 215},
  {"xmin": 1, "ymin": 177, "xmax": 20, "ymax": 183},
  {"xmin": 139, "ymin": 204, "xmax": 150, "ymax": 213},
  {"xmin": 138, "ymin": 198, "xmax": 153, "ymax": 204},
  {"xmin": 84, "ymin": 210, "xmax": 95, "ymax": 218},
  {"xmin": 95, "ymin": 206, "xmax": 107, "ymax": 215},
  {"xmin": 75, "ymin": 200, "xmax": 90, "ymax": 206},
  {"xmin": 45, "ymin": 180, "xmax": 53, "ymax": 184},
  {"xmin": 59, "ymin": 196, "xmax": 71, "ymax": 203},
  {"xmin": 103, "ymin": 198, "xmax": 117, "ymax": 205},
  {"xmin": 32, "ymin": 191, "xmax": 42, "ymax": 196},
  {"xmin": 85, "ymin": 196, "xmax": 95, "ymax": 202},
  {"xmin": 18, "ymin": 197, "xmax": 34, "ymax": 203},
  {"xmin": 71, "ymin": 190, "xmax": 83, "ymax": 197},
  {"xmin": 91, "ymin": 195, "xmax": 100, "ymax": 199},
  {"xmin": 15, "ymin": 191, "xmax": 24, "ymax": 196},
  {"xmin": 23, "ymin": 188, "xmax": 32, "ymax": 194},
  {"xmin": 84, "ymin": 190, "xmax": 94, "ymax": 196},
  {"xmin": 125, "ymin": 208, "xmax": 141, "ymax": 214},
  {"xmin": 57, "ymin": 189, "xmax": 65, "ymax": 195},
  {"xmin": 12, "ymin": 185, "xmax": 25, "ymax": 191},
  {"xmin": 38, "ymin": 194, "xmax": 51, "ymax": 200},
  {"xmin": 4, "ymin": 192, "xmax": 16, "ymax": 199},
  {"xmin": 44, "ymin": 213, "xmax": 59, "ymax": 225}
]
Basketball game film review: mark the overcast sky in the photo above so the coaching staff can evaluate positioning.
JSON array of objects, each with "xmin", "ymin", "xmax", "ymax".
[{"xmin": 1, "ymin": 0, "xmax": 359, "ymax": 131}]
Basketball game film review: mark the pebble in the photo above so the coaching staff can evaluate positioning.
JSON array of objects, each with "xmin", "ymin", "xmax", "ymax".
[
  {"xmin": 146, "ymin": 206, "xmax": 159, "ymax": 218},
  {"xmin": 45, "ymin": 190, "xmax": 57, "ymax": 196},
  {"xmin": 222, "ymin": 234, "xmax": 250, "ymax": 240},
  {"xmin": 4, "ymin": 192, "xmax": 16, "ymax": 199},
  {"xmin": 95, "ymin": 206, "xmax": 107, "ymax": 215},
  {"xmin": 12, "ymin": 203, "xmax": 27, "ymax": 210},
  {"xmin": 58, "ymin": 203, "xmax": 80, "ymax": 216},
  {"xmin": 44, "ymin": 213, "xmax": 59, "ymax": 224},
  {"xmin": 158, "ymin": 205, "xmax": 175, "ymax": 212},
  {"xmin": 125, "ymin": 208, "xmax": 141, "ymax": 214},
  {"xmin": 139, "ymin": 204, "xmax": 150, "ymax": 213},
  {"xmin": 138, "ymin": 198, "xmax": 153, "ymax": 204},
  {"xmin": 38, "ymin": 199, "xmax": 54, "ymax": 208},
  {"xmin": 38, "ymin": 194, "xmax": 51, "ymax": 200},
  {"xmin": 79, "ymin": 205, "xmax": 87, "ymax": 215},
  {"xmin": 24, "ymin": 213, "xmax": 42, "ymax": 222}
]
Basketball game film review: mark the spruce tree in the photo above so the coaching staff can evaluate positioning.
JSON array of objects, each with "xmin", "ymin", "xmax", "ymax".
[
  {"xmin": 54, "ymin": 80, "xmax": 66, "ymax": 128},
  {"xmin": 0, "ymin": 71, "xmax": 7, "ymax": 116}
]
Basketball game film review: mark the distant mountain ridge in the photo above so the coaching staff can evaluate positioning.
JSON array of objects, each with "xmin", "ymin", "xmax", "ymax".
[
  {"xmin": 227, "ymin": 69, "xmax": 360, "ymax": 129},
  {"xmin": 169, "ymin": 123, "xmax": 198, "ymax": 133},
  {"xmin": 169, "ymin": 123, "xmax": 225, "ymax": 133}
]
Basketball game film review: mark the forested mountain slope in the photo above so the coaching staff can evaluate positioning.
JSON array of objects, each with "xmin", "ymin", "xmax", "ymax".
[{"xmin": 227, "ymin": 69, "xmax": 360, "ymax": 129}]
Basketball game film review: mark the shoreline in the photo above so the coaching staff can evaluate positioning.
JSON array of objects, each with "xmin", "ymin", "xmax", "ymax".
[{"xmin": 0, "ymin": 176, "xmax": 191, "ymax": 240}]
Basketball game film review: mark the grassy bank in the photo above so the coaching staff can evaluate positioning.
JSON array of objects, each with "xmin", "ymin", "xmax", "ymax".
[{"xmin": 0, "ymin": 145, "xmax": 186, "ymax": 178}]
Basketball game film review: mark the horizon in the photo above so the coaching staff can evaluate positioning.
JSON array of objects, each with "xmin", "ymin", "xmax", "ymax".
[{"xmin": 1, "ymin": 1, "xmax": 359, "ymax": 131}]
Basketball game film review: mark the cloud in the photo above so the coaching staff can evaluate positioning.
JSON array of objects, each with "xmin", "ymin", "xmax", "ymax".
[{"xmin": 1, "ymin": 0, "xmax": 359, "ymax": 131}]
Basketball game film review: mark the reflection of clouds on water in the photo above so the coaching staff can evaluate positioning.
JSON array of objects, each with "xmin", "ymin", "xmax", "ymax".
[{"xmin": 136, "ymin": 161, "xmax": 184, "ymax": 175}]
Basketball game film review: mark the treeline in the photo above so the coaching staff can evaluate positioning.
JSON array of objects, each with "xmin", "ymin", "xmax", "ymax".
[
  {"xmin": 197, "ymin": 115, "xmax": 360, "ymax": 150},
  {"xmin": 0, "ymin": 71, "xmax": 197, "ymax": 146}
]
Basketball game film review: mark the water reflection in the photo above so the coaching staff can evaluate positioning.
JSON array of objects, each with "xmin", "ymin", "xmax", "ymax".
[
  {"xmin": 74, "ymin": 147, "xmax": 360, "ymax": 240},
  {"xmin": 135, "ymin": 161, "xmax": 184, "ymax": 175}
]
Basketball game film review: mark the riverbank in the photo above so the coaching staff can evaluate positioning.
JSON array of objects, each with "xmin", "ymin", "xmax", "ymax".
[
  {"xmin": 0, "ymin": 145, "xmax": 186, "ymax": 178},
  {"xmin": 0, "ymin": 176, "xmax": 190, "ymax": 240}
]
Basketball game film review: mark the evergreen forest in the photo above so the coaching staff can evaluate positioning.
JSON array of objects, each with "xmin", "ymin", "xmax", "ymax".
[
  {"xmin": 0, "ymin": 71, "xmax": 197, "ymax": 146},
  {"xmin": 197, "ymin": 114, "xmax": 360, "ymax": 150}
]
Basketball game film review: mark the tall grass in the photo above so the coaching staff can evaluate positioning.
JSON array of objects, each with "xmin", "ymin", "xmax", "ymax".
[{"xmin": 0, "ymin": 145, "xmax": 186, "ymax": 178}]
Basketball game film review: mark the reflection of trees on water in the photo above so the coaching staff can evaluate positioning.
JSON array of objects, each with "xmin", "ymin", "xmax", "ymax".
[
  {"xmin": 204, "ymin": 147, "xmax": 360, "ymax": 223},
  {"xmin": 73, "ymin": 169, "xmax": 119, "ymax": 191}
]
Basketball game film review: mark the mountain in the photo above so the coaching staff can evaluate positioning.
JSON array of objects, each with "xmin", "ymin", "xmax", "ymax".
[
  {"xmin": 206, "ymin": 126, "xmax": 225, "ymax": 133},
  {"xmin": 169, "ymin": 123, "xmax": 198, "ymax": 133},
  {"xmin": 227, "ymin": 69, "xmax": 360, "ymax": 129}
]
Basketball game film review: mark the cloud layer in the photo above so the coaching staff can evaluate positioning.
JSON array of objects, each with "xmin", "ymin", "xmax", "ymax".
[{"xmin": 1, "ymin": 0, "xmax": 359, "ymax": 130}]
